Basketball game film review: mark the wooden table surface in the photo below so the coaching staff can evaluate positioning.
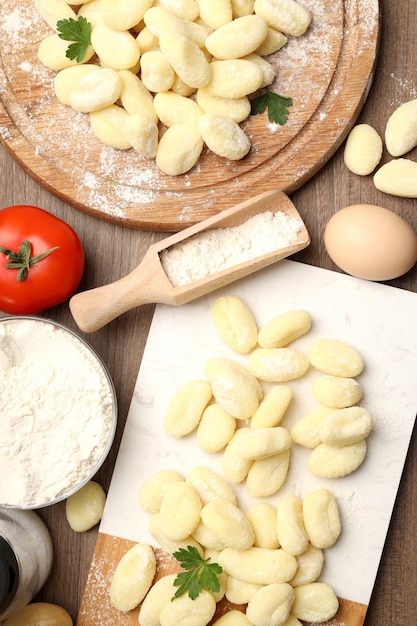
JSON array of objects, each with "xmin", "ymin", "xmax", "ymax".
[{"xmin": 1, "ymin": 0, "xmax": 416, "ymax": 623}]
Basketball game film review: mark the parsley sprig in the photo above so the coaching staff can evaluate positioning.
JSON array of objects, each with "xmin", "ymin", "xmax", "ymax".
[
  {"xmin": 172, "ymin": 546, "xmax": 223, "ymax": 600},
  {"xmin": 57, "ymin": 16, "xmax": 92, "ymax": 63},
  {"xmin": 0, "ymin": 240, "xmax": 59, "ymax": 282},
  {"xmin": 250, "ymin": 90, "xmax": 293, "ymax": 125}
]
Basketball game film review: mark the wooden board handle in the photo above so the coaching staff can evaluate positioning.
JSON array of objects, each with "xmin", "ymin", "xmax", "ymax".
[
  {"xmin": 69, "ymin": 272, "xmax": 153, "ymax": 333},
  {"xmin": 69, "ymin": 247, "xmax": 174, "ymax": 333}
]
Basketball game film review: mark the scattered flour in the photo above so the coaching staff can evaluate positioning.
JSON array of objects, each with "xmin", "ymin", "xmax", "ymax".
[
  {"xmin": 160, "ymin": 209, "xmax": 304, "ymax": 286},
  {"xmin": 0, "ymin": 5, "xmax": 33, "ymax": 42},
  {"xmin": 389, "ymin": 73, "xmax": 417, "ymax": 102},
  {"xmin": 0, "ymin": 318, "xmax": 116, "ymax": 508},
  {"xmin": 18, "ymin": 61, "xmax": 32, "ymax": 72}
]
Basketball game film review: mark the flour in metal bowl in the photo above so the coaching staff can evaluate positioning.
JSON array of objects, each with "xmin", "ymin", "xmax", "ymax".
[{"xmin": 0, "ymin": 317, "xmax": 117, "ymax": 509}]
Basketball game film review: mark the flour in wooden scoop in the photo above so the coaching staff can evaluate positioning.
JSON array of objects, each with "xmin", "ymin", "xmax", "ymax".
[{"xmin": 160, "ymin": 209, "xmax": 304, "ymax": 286}]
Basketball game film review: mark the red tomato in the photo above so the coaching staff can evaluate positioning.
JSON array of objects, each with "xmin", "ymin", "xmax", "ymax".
[{"xmin": 0, "ymin": 205, "xmax": 85, "ymax": 315}]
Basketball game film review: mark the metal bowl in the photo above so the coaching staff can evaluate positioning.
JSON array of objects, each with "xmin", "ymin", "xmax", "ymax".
[{"xmin": 0, "ymin": 316, "xmax": 117, "ymax": 509}]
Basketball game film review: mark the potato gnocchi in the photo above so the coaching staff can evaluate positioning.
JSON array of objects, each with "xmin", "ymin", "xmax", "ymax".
[
  {"xmin": 248, "ymin": 347, "xmax": 310, "ymax": 382},
  {"xmin": 219, "ymin": 546, "xmax": 298, "ymax": 585},
  {"xmin": 34, "ymin": 0, "xmax": 311, "ymax": 175},
  {"xmin": 65, "ymin": 480, "xmax": 106, "ymax": 532},
  {"xmin": 276, "ymin": 494, "xmax": 308, "ymax": 556},
  {"xmin": 158, "ymin": 480, "xmax": 203, "ymax": 540},
  {"xmin": 385, "ymin": 98, "xmax": 417, "ymax": 157},
  {"xmin": 197, "ymin": 403, "xmax": 237, "ymax": 453},
  {"xmin": 109, "ymin": 295, "xmax": 374, "ymax": 624},
  {"xmin": 345, "ymin": 98, "xmax": 417, "ymax": 198},
  {"xmin": 204, "ymin": 357, "xmax": 262, "ymax": 420},
  {"xmin": 135, "ymin": 465, "xmax": 341, "ymax": 621},
  {"xmin": 246, "ymin": 502, "xmax": 279, "ymax": 549},
  {"xmin": 307, "ymin": 337, "xmax": 364, "ymax": 378},
  {"xmin": 138, "ymin": 469, "xmax": 185, "ymax": 513},
  {"xmin": 160, "ymin": 588, "xmax": 216, "ymax": 626},
  {"xmin": 163, "ymin": 379, "xmax": 212, "ymax": 437},
  {"xmin": 307, "ymin": 439, "xmax": 368, "ymax": 478},
  {"xmin": 302, "ymin": 489, "xmax": 341, "ymax": 549},
  {"xmin": 311, "ymin": 374, "xmax": 363, "ymax": 408},
  {"xmin": 246, "ymin": 582, "xmax": 295, "ymax": 626},
  {"xmin": 373, "ymin": 158, "xmax": 417, "ymax": 198},
  {"xmin": 290, "ymin": 405, "xmax": 333, "ymax": 449},
  {"xmin": 290, "ymin": 543, "xmax": 324, "ymax": 587},
  {"xmin": 320, "ymin": 406, "xmax": 372, "ymax": 446},
  {"xmin": 212, "ymin": 295, "xmax": 258, "ymax": 354},
  {"xmin": 109, "ymin": 542, "xmax": 156, "ymax": 612},
  {"xmin": 343, "ymin": 123, "xmax": 383, "ymax": 175},
  {"xmin": 222, "ymin": 427, "xmax": 254, "ymax": 484},
  {"xmin": 163, "ymin": 296, "xmax": 370, "ymax": 487},
  {"xmin": 139, "ymin": 574, "xmax": 178, "ymax": 626},
  {"xmin": 186, "ymin": 465, "xmax": 238, "ymax": 505},
  {"xmin": 201, "ymin": 498, "xmax": 255, "ymax": 550},
  {"xmin": 225, "ymin": 577, "xmax": 263, "ymax": 605},
  {"xmin": 245, "ymin": 448, "xmax": 290, "ymax": 497},
  {"xmin": 257, "ymin": 309, "xmax": 311, "ymax": 348},
  {"xmin": 250, "ymin": 384, "xmax": 293, "ymax": 428},
  {"xmin": 292, "ymin": 583, "xmax": 339, "ymax": 622},
  {"xmin": 235, "ymin": 426, "xmax": 291, "ymax": 460}
]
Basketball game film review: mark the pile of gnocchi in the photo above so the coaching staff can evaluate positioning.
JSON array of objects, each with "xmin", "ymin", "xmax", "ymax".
[
  {"xmin": 34, "ymin": 0, "xmax": 311, "ymax": 176},
  {"xmin": 107, "ymin": 295, "xmax": 372, "ymax": 625},
  {"xmin": 343, "ymin": 98, "xmax": 417, "ymax": 198},
  {"xmin": 164, "ymin": 296, "xmax": 371, "ymax": 491},
  {"xmin": 122, "ymin": 470, "xmax": 341, "ymax": 625}
]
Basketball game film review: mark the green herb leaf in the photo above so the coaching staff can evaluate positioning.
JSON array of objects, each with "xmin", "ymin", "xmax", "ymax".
[
  {"xmin": 172, "ymin": 546, "xmax": 223, "ymax": 601},
  {"xmin": 56, "ymin": 16, "xmax": 92, "ymax": 63},
  {"xmin": 250, "ymin": 90, "xmax": 293, "ymax": 125},
  {"xmin": 0, "ymin": 240, "xmax": 59, "ymax": 282}
]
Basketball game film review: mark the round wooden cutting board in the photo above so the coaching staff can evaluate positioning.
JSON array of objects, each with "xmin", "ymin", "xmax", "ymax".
[{"xmin": 0, "ymin": 0, "xmax": 379, "ymax": 231}]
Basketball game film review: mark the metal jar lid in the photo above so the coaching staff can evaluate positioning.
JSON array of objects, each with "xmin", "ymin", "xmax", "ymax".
[{"xmin": 0, "ymin": 535, "xmax": 19, "ymax": 616}]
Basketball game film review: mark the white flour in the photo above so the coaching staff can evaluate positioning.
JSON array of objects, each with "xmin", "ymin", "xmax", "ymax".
[
  {"xmin": 160, "ymin": 209, "xmax": 304, "ymax": 287},
  {"xmin": 0, "ymin": 318, "xmax": 115, "ymax": 508}
]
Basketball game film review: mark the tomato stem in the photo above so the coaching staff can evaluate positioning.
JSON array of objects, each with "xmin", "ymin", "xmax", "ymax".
[{"xmin": 0, "ymin": 240, "xmax": 59, "ymax": 282}]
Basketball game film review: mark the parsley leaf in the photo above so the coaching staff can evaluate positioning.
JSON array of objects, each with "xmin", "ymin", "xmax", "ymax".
[
  {"xmin": 172, "ymin": 546, "xmax": 223, "ymax": 601},
  {"xmin": 56, "ymin": 16, "xmax": 92, "ymax": 63},
  {"xmin": 250, "ymin": 90, "xmax": 293, "ymax": 125}
]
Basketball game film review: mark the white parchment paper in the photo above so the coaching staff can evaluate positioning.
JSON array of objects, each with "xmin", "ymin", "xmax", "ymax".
[{"xmin": 101, "ymin": 260, "xmax": 417, "ymax": 607}]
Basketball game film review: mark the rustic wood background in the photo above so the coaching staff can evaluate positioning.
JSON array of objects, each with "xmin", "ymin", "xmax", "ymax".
[{"xmin": 0, "ymin": 0, "xmax": 416, "ymax": 624}]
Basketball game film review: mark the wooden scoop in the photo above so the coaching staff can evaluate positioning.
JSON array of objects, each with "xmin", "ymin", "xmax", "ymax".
[{"xmin": 69, "ymin": 190, "xmax": 310, "ymax": 333}]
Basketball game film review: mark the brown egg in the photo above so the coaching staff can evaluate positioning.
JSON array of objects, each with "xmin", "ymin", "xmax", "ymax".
[{"xmin": 324, "ymin": 204, "xmax": 417, "ymax": 280}]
